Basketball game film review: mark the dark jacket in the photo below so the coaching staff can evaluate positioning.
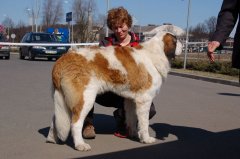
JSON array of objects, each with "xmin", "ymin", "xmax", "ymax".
[
  {"xmin": 99, "ymin": 32, "xmax": 139, "ymax": 47},
  {"xmin": 211, "ymin": 0, "xmax": 240, "ymax": 69}
]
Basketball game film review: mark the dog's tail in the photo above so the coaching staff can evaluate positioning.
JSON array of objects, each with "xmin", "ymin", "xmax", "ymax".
[{"xmin": 54, "ymin": 89, "xmax": 71, "ymax": 141}]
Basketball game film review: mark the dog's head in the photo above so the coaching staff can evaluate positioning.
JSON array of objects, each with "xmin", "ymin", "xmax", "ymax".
[{"xmin": 161, "ymin": 32, "xmax": 182, "ymax": 60}]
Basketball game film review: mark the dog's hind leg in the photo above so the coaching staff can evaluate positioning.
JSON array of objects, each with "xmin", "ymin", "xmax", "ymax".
[
  {"xmin": 124, "ymin": 99, "xmax": 138, "ymax": 138},
  {"xmin": 70, "ymin": 82, "xmax": 98, "ymax": 151},
  {"xmin": 135, "ymin": 97, "xmax": 156, "ymax": 144}
]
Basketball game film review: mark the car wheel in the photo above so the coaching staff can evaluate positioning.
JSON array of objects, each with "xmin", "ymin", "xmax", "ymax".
[
  {"xmin": 5, "ymin": 56, "xmax": 10, "ymax": 60},
  {"xmin": 19, "ymin": 51, "xmax": 24, "ymax": 59},
  {"xmin": 28, "ymin": 50, "xmax": 34, "ymax": 60}
]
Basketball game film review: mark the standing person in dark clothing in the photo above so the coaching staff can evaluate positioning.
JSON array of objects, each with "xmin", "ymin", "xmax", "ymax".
[
  {"xmin": 82, "ymin": 7, "xmax": 156, "ymax": 139},
  {"xmin": 208, "ymin": 0, "xmax": 240, "ymax": 69}
]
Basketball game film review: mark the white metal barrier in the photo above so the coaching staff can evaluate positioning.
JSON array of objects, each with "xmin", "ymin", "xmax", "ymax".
[
  {"xmin": 0, "ymin": 42, "xmax": 99, "ymax": 46},
  {"xmin": 0, "ymin": 41, "xmax": 208, "ymax": 47}
]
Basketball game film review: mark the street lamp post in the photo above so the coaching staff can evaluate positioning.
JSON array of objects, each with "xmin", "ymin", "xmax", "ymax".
[
  {"xmin": 26, "ymin": 8, "xmax": 34, "ymax": 31},
  {"xmin": 183, "ymin": 0, "xmax": 191, "ymax": 69},
  {"xmin": 26, "ymin": 0, "xmax": 40, "ymax": 32},
  {"xmin": 35, "ymin": 0, "xmax": 40, "ymax": 32},
  {"xmin": 106, "ymin": 0, "xmax": 109, "ymax": 37}
]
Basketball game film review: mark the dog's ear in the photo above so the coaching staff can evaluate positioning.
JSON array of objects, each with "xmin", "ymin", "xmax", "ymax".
[{"xmin": 163, "ymin": 33, "xmax": 178, "ymax": 60}]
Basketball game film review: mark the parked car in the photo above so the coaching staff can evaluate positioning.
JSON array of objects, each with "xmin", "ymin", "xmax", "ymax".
[
  {"xmin": 19, "ymin": 32, "xmax": 69, "ymax": 61},
  {"xmin": 0, "ymin": 34, "xmax": 10, "ymax": 60}
]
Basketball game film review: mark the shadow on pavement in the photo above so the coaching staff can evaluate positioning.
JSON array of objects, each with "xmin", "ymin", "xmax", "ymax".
[
  {"xmin": 38, "ymin": 114, "xmax": 116, "ymax": 149},
  {"xmin": 38, "ymin": 127, "xmax": 50, "ymax": 138},
  {"xmin": 94, "ymin": 113, "xmax": 115, "ymax": 134},
  {"xmin": 218, "ymin": 92, "xmax": 240, "ymax": 97},
  {"xmin": 78, "ymin": 124, "xmax": 240, "ymax": 159},
  {"xmin": 39, "ymin": 115, "xmax": 240, "ymax": 159},
  {"xmin": 39, "ymin": 113, "xmax": 115, "ymax": 137}
]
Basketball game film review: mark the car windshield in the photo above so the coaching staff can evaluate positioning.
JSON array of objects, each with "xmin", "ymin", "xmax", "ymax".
[
  {"xmin": 52, "ymin": 34, "xmax": 69, "ymax": 43},
  {"xmin": 32, "ymin": 34, "xmax": 57, "ymax": 42}
]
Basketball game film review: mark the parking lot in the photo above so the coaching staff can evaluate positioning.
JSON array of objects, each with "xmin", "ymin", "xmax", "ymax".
[{"xmin": 0, "ymin": 53, "xmax": 240, "ymax": 159}]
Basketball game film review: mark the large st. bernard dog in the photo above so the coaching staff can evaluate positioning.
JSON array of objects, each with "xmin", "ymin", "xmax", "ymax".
[{"xmin": 46, "ymin": 31, "xmax": 182, "ymax": 151}]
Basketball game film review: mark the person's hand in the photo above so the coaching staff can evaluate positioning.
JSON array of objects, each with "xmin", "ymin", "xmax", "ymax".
[{"xmin": 207, "ymin": 41, "xmax": 220, "ymax": 62}]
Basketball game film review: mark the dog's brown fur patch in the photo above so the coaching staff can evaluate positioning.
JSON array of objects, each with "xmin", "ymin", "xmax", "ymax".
[
  {"xmin": 114, "ymin": 46, "xmax": 152, "ymax": 92},
  {"xmin": 90, "ymin": 53, "xmax": 127, "ymax": 84},
  {"xmin": 52, "ymin": 51, "xmax": 91, "ymax": 123}
]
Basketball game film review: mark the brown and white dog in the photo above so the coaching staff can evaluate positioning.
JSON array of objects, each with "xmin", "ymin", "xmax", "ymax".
[{"xmin": 46, "ymin": 31, "xmax": 182, "ymax": 151}]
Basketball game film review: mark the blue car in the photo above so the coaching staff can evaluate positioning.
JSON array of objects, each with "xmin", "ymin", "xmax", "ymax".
[{"xmin": 19, "ymin": 32, "xmax": 70, "ymax": 61}]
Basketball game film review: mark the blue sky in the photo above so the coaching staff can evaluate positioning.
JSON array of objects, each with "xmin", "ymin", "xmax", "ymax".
[{"xmin": 0, "ymin": 0, "xmax": 223, "ymax": 29}]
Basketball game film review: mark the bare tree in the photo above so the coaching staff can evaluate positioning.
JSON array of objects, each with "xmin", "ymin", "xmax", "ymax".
[
  {"xmin": 42, "ymin": 0, "xmax": 64, "ymax": 27},
  {"xmin": 72, "ymin": 0, "xmax": 90, "ymax": 42},
  {"xmin": 2, "ymin": 16, "xmax": 15, "ymax": 38},
  {"xmin": 2, "ymin": 16, "xmax": 15, "ymax": 29},
  {"xmin": 188, "ymin": 16, "xmax": 217, "ymax": 41},
  {"xmin": 72, "ymin": 0, "xmax": 104, "ymax": 42},
  {"xmin": 92, "ymin": 14, "xmax": 106, "ymax": 41},
  {"xmin": 14, "ymin": 21, "xmax": 28, "ymax": 42},
  {"xmin": 26, "ymin": 2, "xmax": 40, "ymax": 32},
  {"xmin": 189, "ymin": 22, "xmax": 208, "ymax": 39},
  {"xmin": 205, "ymin": 16, "xmax": 217, "ymax": 38}
]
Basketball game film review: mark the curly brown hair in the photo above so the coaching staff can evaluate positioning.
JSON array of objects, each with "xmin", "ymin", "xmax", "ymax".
[{"xmin": 107, "ymin": 7, "xmax": 133, "ymax": 30}]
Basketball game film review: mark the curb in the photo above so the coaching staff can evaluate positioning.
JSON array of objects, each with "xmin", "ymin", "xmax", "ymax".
[{"xmin": 169, "ymin": 71, "xmax": 240, "ymax": 87}]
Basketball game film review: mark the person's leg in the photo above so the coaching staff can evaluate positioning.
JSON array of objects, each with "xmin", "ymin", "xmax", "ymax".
[
  {"xmin": 113, "ymin": 101, "xmax": 156, "ymax": 138},
  {"xmin": 96, "ymin": 92, "xmax": 127, "ymax": 137},
  {"xmin": 82, "ymin": 91, "xmax": 125, "ymax": 139},
  {"xmin": 95, "ymin": 92, "xmax": 157, "ymax": 138},
  {"xmin": 95, "ymin": 92, "xmax": 124, "ymax": 108},
  {"xmin": 149, "ymin": 103, "xmax": 156, "ymax": 119},
  {"xmin": 82, "ymin": 107, "xmax": 96, "ymax": 139},
  {"xmin": 113, "ymin": 107, "xmax": 127, "ymax": 137}
]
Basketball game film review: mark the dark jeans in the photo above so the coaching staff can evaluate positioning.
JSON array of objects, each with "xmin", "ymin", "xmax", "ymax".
[{"xmin": 84, "ymin": 92, "xmax": 156, "ymax": 125}]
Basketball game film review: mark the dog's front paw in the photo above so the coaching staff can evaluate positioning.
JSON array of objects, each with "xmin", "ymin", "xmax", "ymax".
[
  {"xmin": 75, "ymin": 143, "xmax": 91, "ymax": 151},
  {"xmin": 141, "ymin": 137, "xmax": 156, "ymax": 144}
]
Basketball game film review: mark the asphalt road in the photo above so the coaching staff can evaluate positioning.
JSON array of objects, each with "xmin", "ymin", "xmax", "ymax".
[{"xmin": 1, "ymin": 54, "xmax": 240, "ymax": 159}]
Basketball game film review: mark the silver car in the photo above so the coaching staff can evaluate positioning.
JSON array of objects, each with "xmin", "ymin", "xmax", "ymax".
[{"xmin": 0, "ymin": 34, "xmax": 10, "ymax": 60}]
